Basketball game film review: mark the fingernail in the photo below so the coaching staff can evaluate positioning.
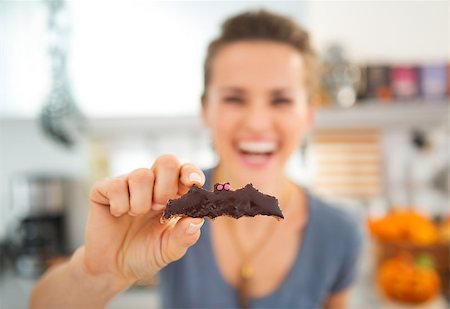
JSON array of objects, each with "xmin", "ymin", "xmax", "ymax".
[
  {"xmin": 186, "ymin": 219, "xmax": 204, "ymax": 235},
  {"xmin": 189, "ymin": 172, "xmax": 202, "ymax": 184},
  {"xmin": 152, "ymin": 203, "xmax": 165, "ymax": 210}
]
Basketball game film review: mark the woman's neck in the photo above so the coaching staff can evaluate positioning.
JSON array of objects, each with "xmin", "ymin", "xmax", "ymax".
[
  {"xmin": 211, "ymin": 164, "xmax": 307, "ymax": 240},
  {"xmin": 211, "ymin": 164, "xmax": 305, "ymax": 222}
]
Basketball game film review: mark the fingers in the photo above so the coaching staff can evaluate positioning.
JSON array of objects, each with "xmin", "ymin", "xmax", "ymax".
[
  {"xmin": 128, "ymin": 168, "xmax": 154, "ymax": 216},
  {"xmin": 162, "ymin": 217, "xmax": 204, "ymax": 264},
  {"xmin": 93, "ymin": 176, "xmax": 130, "ymax": 217},
  {"xmin": 151, "ymin": 155, "xmax": 181, "ymax": 210},
  {"xmin": 178, "ymin": 163, "xmax": 205, "ymax": 195},
  {"xmin": 91, "ymin": 168, "xmax": 155, "ymax": 217},
  {"xmin": 91, "ymin": 155, "xmax": 204, "ymax": 217}
]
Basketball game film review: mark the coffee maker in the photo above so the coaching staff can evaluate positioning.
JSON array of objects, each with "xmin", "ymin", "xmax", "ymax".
[{"xmin": 11, "ymin": 174, "xmax": 68, "ymax": 278}]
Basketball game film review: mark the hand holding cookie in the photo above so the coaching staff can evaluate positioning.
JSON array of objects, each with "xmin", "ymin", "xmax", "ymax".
[{"xmin": 83, "ymin": 155, "xmax": 206, "ymax": 286}]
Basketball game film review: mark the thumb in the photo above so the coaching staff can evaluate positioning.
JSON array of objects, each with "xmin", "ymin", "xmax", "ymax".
[{"xmin": 162, "ymin": 217, "xmax": 204, "ymax": 264}]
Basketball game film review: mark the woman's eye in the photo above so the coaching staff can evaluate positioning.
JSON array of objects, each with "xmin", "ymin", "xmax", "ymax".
[
  {"xmin": 272, "ymin": 98, "xmax": 292, "ymax": 105},
  {"xmin": 223, "ymin": 97, "xmax": 243, "ymax": 104}
]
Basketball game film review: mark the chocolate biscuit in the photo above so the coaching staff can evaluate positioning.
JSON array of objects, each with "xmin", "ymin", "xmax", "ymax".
[{"xmin": 162, "ymin": 183, "xmax": 284, "ymax": 221}]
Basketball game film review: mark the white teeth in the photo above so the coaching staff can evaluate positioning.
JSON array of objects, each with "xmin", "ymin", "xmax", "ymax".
[{"xmin": 238, "ymin": 141, "xmax": 276, "ymax": 154}]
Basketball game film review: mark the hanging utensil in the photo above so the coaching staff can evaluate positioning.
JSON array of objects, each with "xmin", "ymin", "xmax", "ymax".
[{"xmin": 39, "ymin": 0, "xmax": 84, "ymax": 147}]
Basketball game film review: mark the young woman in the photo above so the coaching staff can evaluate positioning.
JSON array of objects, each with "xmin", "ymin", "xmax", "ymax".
[{"xmin": 31, "ymin": 10, "xmax": 361, "ymax": 309}]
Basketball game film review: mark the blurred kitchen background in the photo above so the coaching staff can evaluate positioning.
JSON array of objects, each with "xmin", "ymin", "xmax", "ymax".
[{"xmin": 0, "ymin": 1, "xmax": 448, "ymax": 308}]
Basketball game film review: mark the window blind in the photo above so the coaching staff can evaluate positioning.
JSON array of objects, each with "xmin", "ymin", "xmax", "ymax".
[{"xmin": 311, "ymin": 128, "xmax": 383, "ymax": 200}]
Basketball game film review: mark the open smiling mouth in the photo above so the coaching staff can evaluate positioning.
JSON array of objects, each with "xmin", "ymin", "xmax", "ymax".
[{"xmin": 236, "ymin": 141, "xmax": 278, "ymax": 166}]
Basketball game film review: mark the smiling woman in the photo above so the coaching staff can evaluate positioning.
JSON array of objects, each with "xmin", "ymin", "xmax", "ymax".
[
  {"xmin": 158, "ymin": 11, "xmax": 360, "ymax": 308},
  {"xmin": 202, "ymin": 40, "xmax": 314, "ymax": 187}
]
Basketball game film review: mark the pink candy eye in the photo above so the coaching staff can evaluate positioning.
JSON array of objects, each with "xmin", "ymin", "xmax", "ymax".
[{"xmin": 216, "ymin": 183, "xmax": 231, "ymax": 191}]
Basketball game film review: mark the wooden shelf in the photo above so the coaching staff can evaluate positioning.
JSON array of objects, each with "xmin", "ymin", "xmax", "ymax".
[
  {"xmin": 86, "ymin": 101, "xmax": 448, "ymax": 137},
  {"xmin": 86, "ymin": 115, "xmax": 202, "ymax": 138},
  {"xmin": 4, "ymin": 101, "xmax": 446, "ymax": 137},
  {"xmin": 315, "ymin": 101, "xmax": 448, "ymax": 129}
]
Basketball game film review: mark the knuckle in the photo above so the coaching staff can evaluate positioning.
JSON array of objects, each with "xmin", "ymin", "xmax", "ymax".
[
  {"xmin": 112, "ymin": 202, "xmax": 128, "ymax": 213},
  {"xmin": 156, "ymin": 154, "xmax": 180, "ymax": 171},
  {"xmin": 129, "ymin": 168, "xmax": 153, "ymax": 186},
  {"xmin": 89, "ymin": 181, "xmax": 102, "ymax": 199},
  {"xmin": 108, "ymin": 178, "xmax": 127, "ymax": 197},
  {"xmin": 90, "ymin": 177, "xmax": 109, "ymax": 194}
]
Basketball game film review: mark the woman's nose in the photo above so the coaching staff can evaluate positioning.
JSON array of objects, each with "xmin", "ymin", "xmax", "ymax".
[{"xmin": 242, "ymin": 103, "xmax": 273, "ymax": 133}]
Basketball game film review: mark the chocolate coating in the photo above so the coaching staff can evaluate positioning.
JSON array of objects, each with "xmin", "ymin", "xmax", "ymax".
[{"xmin": 162, "ymin": 183, "xmax": 284, "ymax": 221}]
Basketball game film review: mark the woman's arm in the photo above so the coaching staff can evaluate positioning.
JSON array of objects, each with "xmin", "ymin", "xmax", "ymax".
[
  {"xmin": 30, "ymin": 155, "xmax": 206, "ymax": 308},
  {"xmin": 30, "ymin": 247, "xmax": 133, "ymax": 309}
]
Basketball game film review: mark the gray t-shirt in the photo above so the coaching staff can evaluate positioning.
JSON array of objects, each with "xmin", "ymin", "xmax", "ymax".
[{"xmin": 160, "ymin": 170, "xmax": 362, "ymax": 308}]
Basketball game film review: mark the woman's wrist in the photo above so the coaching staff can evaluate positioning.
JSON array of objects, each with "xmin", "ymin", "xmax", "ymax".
[{"xmin": 68, "ymin": 246, "xmax": 135, "ymax": 301}]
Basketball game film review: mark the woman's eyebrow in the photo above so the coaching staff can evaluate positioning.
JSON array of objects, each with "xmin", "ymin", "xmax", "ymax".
[
  {"xmin": 271, "ymin": 88, "xmax": 295, "ymax": 96},
  {"xmin": 218, "ymin": 87, "xmax": 245, "ymax": 94}
]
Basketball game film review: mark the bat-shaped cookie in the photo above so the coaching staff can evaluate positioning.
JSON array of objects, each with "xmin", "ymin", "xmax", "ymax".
[{"xmin": 161, "ymin": 183, "xmax": 284, "ymax": 221}]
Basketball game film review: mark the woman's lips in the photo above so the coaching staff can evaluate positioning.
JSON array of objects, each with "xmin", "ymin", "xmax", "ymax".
[
  {"xmin": 235, "ymin": 141, "xmax": 277, "ymax": 168},
  {"xmin": 238, "ymin": 152, "xmax": 274, "ymax": 167}
]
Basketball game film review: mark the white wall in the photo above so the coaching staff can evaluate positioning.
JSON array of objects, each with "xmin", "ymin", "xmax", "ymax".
[
  {"xmin": 0, "ymin": 1, "xmax": 307, "ymax": 118},
  {"xmin": 69, "ymin": 1, "xmax": 308, "ymax": 117},
  {"xmin": 0, "ymin": 2, "xmax": 49, "ymax": 117}
]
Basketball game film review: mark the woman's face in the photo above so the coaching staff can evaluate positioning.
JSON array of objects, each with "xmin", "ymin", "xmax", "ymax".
[{"xmin": 203, "ymin": 41, "xmax": 314, "ymax": 181}]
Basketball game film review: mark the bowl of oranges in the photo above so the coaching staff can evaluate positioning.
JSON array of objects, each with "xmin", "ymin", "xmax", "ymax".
[{"xmin": 368, "ymin": 209, "xmax": 450, "ymax": 304}]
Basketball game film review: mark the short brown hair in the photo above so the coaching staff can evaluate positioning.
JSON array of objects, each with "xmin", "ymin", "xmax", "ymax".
[{"xmin": 202, "ymin": 9, "xmax": 318, "ymax": 103}]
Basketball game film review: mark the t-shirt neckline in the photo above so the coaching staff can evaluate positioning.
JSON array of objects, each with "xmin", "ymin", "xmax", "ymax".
[{"xmin": 201, "ymin": 168, "xmax": 315, "ymax": 304}]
